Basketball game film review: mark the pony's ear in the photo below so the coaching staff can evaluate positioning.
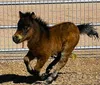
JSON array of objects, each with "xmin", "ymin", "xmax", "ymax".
[
  {"xmin": 19, "ymin": 11, "xmax": 23, "ymax": 18},
  {"xmin": 31, "ymin": 12, "xmax": 36, "ymax": 19}
]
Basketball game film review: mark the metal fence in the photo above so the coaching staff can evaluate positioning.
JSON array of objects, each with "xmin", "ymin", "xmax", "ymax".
[{"xmin": 0, "ymin": 0, "xmax": 100, "ymax": 57}]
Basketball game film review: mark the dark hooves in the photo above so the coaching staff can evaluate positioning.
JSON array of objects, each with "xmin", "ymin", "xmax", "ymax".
[
  {"xmin": 44, "ymin": 72, "xmax": 58, "ymax": 84},
  {"xmin": 28, "ymin": 69, "xmax": 41, "ymax": 80},
  {"xmin": 28, "ymin": 69, "xmax": 39, "ymax": 75},
  {"xmin": 40, "ymin": 73, "xmax": 51, "ymax": 81},
  {"xmin": 46, "ymin": 69, "xmax": 51, "ymax": 74}
]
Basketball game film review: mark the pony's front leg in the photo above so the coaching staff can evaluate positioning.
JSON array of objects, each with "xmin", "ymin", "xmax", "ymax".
[{"xmin": 24, "ymin": 51, "xmax": 38, "ymax": 76}]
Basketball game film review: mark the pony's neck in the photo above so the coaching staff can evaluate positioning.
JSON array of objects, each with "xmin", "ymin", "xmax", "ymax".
[
  {"xmin": 34, "ymin": 17, "xmax": 50, "ymax": 38},
  {"xmin": 28, "ymin": 19, "xmax": 50, "ymax": 45},
  {"xmin": 28, "ymin": 23, "xmax": 41, "ymax": 44}
]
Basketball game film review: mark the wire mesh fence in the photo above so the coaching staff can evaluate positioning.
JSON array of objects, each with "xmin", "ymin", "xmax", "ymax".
[{"xmin": 0, "ymin": 0, "xmax": 100, "ymax": 57}]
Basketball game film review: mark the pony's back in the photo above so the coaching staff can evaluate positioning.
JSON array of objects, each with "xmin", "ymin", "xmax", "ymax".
[{"xmin": 49, "ymin": 22, "xmax": 80, "ymax": 46}]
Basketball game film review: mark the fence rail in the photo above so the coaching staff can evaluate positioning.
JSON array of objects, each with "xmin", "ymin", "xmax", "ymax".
[
  {"xmin": 0, "ymin": 46, "xmax": 100, "ymax": 52},
  {"xmin": 0, "ymin": 23, "xmax": 100, "ymax": 29},
  {"xmin": 0, "ymin": 1, "xmax": 100, "ymax": 5}
]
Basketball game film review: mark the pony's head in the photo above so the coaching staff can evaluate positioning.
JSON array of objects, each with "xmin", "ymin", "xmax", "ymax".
[
  {"xmin": 12, "ymin": 11, "xmax": 37, "ymax": 44},
  {"xmin": 13, "ymin": 11, "xmax": 49, "ymax": 44}
]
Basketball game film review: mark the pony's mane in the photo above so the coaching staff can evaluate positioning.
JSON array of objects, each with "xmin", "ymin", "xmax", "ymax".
[{"xmin": 34, "ymin": 17, "xmax": 50, "ymax": 38}]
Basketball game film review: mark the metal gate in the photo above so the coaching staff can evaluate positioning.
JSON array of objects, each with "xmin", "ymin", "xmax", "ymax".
[{"xmin": 0, "ymin": 0, "xmax": 100, "ymax": 57}]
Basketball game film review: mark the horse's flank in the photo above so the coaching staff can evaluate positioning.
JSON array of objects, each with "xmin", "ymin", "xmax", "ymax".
[{"xmin": 27, "ymin": 21, "xmax": 79, "ymax": 58}]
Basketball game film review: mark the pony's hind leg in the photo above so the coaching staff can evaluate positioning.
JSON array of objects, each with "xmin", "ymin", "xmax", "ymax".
[
  {"xmin": 41, "ymin": 52, "xmax": 61, "ymax": 80},
  {"xmin": 45, "ymin": 46, "xmax": 73, "ymax": 84},
  {"xmin": 46, "ymin": 52, "xmax": 61, "ymax": 74},
  {"xmin": 24, "ymin": 51, "xmax": 38, "ymax": 76}
]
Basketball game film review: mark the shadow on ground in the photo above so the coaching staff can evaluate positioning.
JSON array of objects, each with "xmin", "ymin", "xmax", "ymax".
[{"xmin": 0, "ymin": 74, "xmax": 42, "ymax": 84}]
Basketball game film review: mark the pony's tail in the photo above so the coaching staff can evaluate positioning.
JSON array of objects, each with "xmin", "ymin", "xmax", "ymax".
[{"xmin": 77, "ymin": 23, "xmax": 99, "ymax": 38}]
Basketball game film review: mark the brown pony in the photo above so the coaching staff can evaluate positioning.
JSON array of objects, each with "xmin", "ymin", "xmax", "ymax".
[{"xmin": 12, "ymin": 11, "xmax": 99, "ymax": 84}]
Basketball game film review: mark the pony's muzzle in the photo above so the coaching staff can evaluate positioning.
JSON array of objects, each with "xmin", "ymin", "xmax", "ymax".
[{"xmin": 12, "ymin": 35, "xmax": 22, "ymax": 44}]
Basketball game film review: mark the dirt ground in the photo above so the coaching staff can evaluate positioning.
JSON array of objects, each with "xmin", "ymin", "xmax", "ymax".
[
  {"xmin": 0, "ymin": 1, "xmax": 100, "ymax": 85},
  {"xmin": 0, "ymin": 56, "xmax": 100, "ymax": 85}
]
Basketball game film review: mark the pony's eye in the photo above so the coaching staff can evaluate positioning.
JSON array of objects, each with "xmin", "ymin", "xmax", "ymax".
[
  {"xmin": 25, "ymin": 26, "xmax": 28, "ymax": 29},
  {"xmin": 25, "ymin": 24, "xmax": 30, "ymax": 29},
  {"xmin": 24, "ymin": 25, "xmax": 30, "ymax": 33}
]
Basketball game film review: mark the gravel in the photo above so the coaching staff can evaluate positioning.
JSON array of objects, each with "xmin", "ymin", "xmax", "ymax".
[{"xmin": 0, "ymin": 57, "xmax": 100, "ymax": 85}]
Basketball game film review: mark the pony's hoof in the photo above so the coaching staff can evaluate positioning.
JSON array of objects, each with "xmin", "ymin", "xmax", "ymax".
[
  {"xmin": 40, "ymin": 73, "xmax": 51, "ymax": 81},
  {"xmin": 29, "ymin": 69, "xmax": 39, "ymax": 75},
  {"xmin": 45, "ymin": 72, "xmax": 58, "ymax": 84},
  {"xmin": 46, "ymin": 69, "xmax": 50, "ymax": 74},
  {"xmin": 28, "ymin": 69, "xmax": 41, "ymax": 79}
]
